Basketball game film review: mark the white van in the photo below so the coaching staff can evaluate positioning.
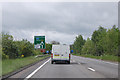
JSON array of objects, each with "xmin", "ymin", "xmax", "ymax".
[{"xmin": 51, "ymin": 45, "xmax": 71, "ymax": 64}]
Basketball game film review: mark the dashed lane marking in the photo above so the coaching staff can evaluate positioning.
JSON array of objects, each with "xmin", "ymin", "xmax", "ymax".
[{"xmin": 88, "ymin": 67, "xmax": 95, "ymax": 72}]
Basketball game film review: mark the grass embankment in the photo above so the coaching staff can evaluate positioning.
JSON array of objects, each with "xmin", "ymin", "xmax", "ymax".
[
  {"xmin": 73, "ymin": 54, "xmax": 119, "ymax": 62},
  {"xmin": 2, "ymin": 55, "xmax": 50, "ymax": 75},
  {"xmin": 0, "ymin": 60, "xmax": 2, "ymax": 77}
]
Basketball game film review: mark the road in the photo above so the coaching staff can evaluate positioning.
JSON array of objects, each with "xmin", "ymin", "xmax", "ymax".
[{"xmin": 10, "ymin": 55, "xmax": 118, "ymax": 78}]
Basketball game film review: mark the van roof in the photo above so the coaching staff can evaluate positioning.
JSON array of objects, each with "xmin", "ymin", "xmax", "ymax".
[{"xmin": 52, "ymin": 44, "xmax": 69, "ymax": 46}]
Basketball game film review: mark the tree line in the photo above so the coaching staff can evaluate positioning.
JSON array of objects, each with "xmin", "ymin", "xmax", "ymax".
[
  {"xmin": 0, "ymin": 33, "xmax": 52, "ymax": 59},
  {"xmin": 1, "ymin": 25, "xmax": 119, "ymax": 59},
  {"xmin": 72, "ymin": 25, "xmax": 120, "ymax": 57}
]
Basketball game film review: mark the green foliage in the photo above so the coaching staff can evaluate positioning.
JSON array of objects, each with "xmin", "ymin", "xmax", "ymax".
[
  {"xmin": 91, "ymin": 26, "xmax": 107, "ymax": 56},
  {"xmin": 1, "ymin": 32, "xmax": 53, "ymax": 59},
  {"xmin": 2, "ymin": 55, "xmax": 49, "ymax": 75},
  {"xmin": 2, "ymin": 33, "xmax": 34, "ymax": 59},
  {"xmin": 2, "ymin": 52, "xmax": 9, "ymax": 59},
  {"xmin": 2, "ymin": 33, "xmax": 18, "ymax": 59},
  {"xmin": 103, "ymin": 26, "xmax": 119, "ymax": 56},
  {"xmin": 81, "ymin": 38, "xmax": 95, "ymax": 55},
  {"xmin": 0, "ymin": 33, "xmax": 1, "ymax": 45},
  {"xmin": 15, "ymin": 39, "xmax": 34, "ymax": 57},
  {"xmin": 45, "ymin": 43, "xmax": 52, "ymax": 51},
  {"xmin": 0, "ymin": 33, "xmax": 2, "ymax": 59},
  {"xmin": 33, "ymin": 49, "xmax": 42, "ymax": 55},
  {"xmin": 73, "ymin": 25, "xmax": 119, "ymax": 60},
  {"xmin": 73, "ymin": 35, "xmax": 85, "ymax": 54}
]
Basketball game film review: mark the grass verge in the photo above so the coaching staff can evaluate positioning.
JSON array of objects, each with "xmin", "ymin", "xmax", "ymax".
[
  {"xmin": 0, "ymin": 60, "xmax": 2, "ymax": 77},
  {"xmin": 73, "ymin": 54, "xmax": 119, "ymax": 62},
  {"xmin": 2, "ymin": 55, "xmax": 50, "ymax": 76}
]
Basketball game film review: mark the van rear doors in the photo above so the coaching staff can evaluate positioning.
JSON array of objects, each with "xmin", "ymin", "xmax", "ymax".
[
  {"xmin": 60, "ymin": 45, "xmax": 70, "ymax": 60},
  {"xmin": 52, "ymin": 45, "xmax": 61, "ymax": 60}
]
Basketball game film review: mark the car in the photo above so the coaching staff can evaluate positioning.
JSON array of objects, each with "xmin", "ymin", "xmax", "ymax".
[{"xmin": 51, "ymin": 44, "xmax": 71, "ymax": 64}]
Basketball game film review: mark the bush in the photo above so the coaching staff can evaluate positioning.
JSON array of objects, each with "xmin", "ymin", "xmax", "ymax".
[
  {"xmin": 2, "ymin": 52, "xmax": 9, "ymax": 59},
  {"xmin": 2, "ymin": 33, "xmax": 18, "ymax": 59},
  {"xmin": 2, "ymin": 33, "xmax": 35, "ymax": 59},
  {"xmin": 33, "ymin": 49, "xmax": 42, "ymax": 55},
  {"xmin": 14, "ymin": 39, "xmax": 34, "ymax": 57}
]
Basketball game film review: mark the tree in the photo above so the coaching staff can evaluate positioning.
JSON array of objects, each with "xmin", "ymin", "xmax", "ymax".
[
  {"xmin": 81, "ymin": 38, "xmax": 95, "ymax": 55},
  {"xmin": 91, "ymin": 26, "xmax": 107, "ymax": 56},
  {"xmin": 73, "ymin": 35, "xmax": 85, "ymax": 54},
  {"xmin": 103, "ymin": 25, "xmax": 119, "ymax": 56},
  {"xmin": 72, "ymin": 25, "xmax": 119, "ymax": 57},
  {"xmin": 0, "ymin": 33, "xmax": 1, "ymax": 76},
  {"xmin": 20, "ymin": 39, "xmax": 34, "ymax": 57},
  {"xmin": 2, "ymin": 33, "xmax": 18, "ymax": 59},
  {"xmin": 45, "ymin": 43, "xmax": 52, "ymax": 52},
  {"xmin": 2, "ymin": 33, "xmax": 34, "ymax": 59}
]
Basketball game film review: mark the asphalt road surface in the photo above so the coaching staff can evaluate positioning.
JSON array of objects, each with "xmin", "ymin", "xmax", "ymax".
[{"xmin": 10, "ymin": 55, "xmax": 118, "ymax": 78}]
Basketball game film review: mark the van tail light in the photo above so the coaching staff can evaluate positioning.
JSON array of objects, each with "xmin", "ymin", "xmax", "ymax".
[
  {"xmin": 51, "ymin": 53, "xmax": 53, "ymax": 58},
  {"xmin": 69, "ymin": 54, "xmax": 70, "ymax": 59}
]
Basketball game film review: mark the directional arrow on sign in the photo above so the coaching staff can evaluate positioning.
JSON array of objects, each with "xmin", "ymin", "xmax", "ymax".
[{"xmin": 40, "ymin": 41, "xmax": 44, "ymax": 49}]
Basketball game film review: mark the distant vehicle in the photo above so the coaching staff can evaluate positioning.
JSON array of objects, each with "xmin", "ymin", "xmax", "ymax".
[{"xmin": 51, "ymin": 44, "xmax": 71, "ymax": 64}]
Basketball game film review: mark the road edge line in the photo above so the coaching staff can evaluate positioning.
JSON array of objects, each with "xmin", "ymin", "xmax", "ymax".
[
  {"xmin": 2, "ymin": 57, "xmax": 50, "ymax": 80},
  {"xmin": 26, "ymin": 58, "xmax": 51, "ymax": 78},
  {"xmin": 73, "ymin": 55, "xmax": 118, "ymax": 65}
]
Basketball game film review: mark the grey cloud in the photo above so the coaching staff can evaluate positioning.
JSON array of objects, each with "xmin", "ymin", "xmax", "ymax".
[{"xmin": 2, "ymin": 2, "xmax": 118, "ymax": 44}]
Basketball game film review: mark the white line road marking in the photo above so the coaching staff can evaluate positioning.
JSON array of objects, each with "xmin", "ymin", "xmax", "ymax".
[
  {"xmin": 88, "ymin": 67, "xmax": 95, "ymax": 72},
  {"xmin": 101, "ymin": 61, "xmax": 118, "ymax": 65},
  {"xmin": 26, "ymin": 58, "xmax": 51, "ymax": 78}
]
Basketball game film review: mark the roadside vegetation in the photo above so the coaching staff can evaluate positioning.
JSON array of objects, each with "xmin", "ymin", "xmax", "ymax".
[
  {"xmin": 2, "ymin": 55, "xmax": 49, "ymax": 75},
  {"xmin": 1, "ymin": 25, "xmax": 119, "ymax": 75},
  {"xmin": 0, "ymin": 33, "xmax": 2, "ymax": 77},
  {"xmin": 73, "ymin": 54, "xmax": 118, "ymax": 62},
  {"xmin": 71, "ymin": 25, "xmax": 120, "ymax": 62},
  {"xmin": 0, "ymin": 33, "xmax": 51, "ymax": 75}
]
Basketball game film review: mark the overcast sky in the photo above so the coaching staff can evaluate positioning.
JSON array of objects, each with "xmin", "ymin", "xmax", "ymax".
[{"xmin": 2, "ymin": 2, "xmax": 118, "ymax": 45}]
